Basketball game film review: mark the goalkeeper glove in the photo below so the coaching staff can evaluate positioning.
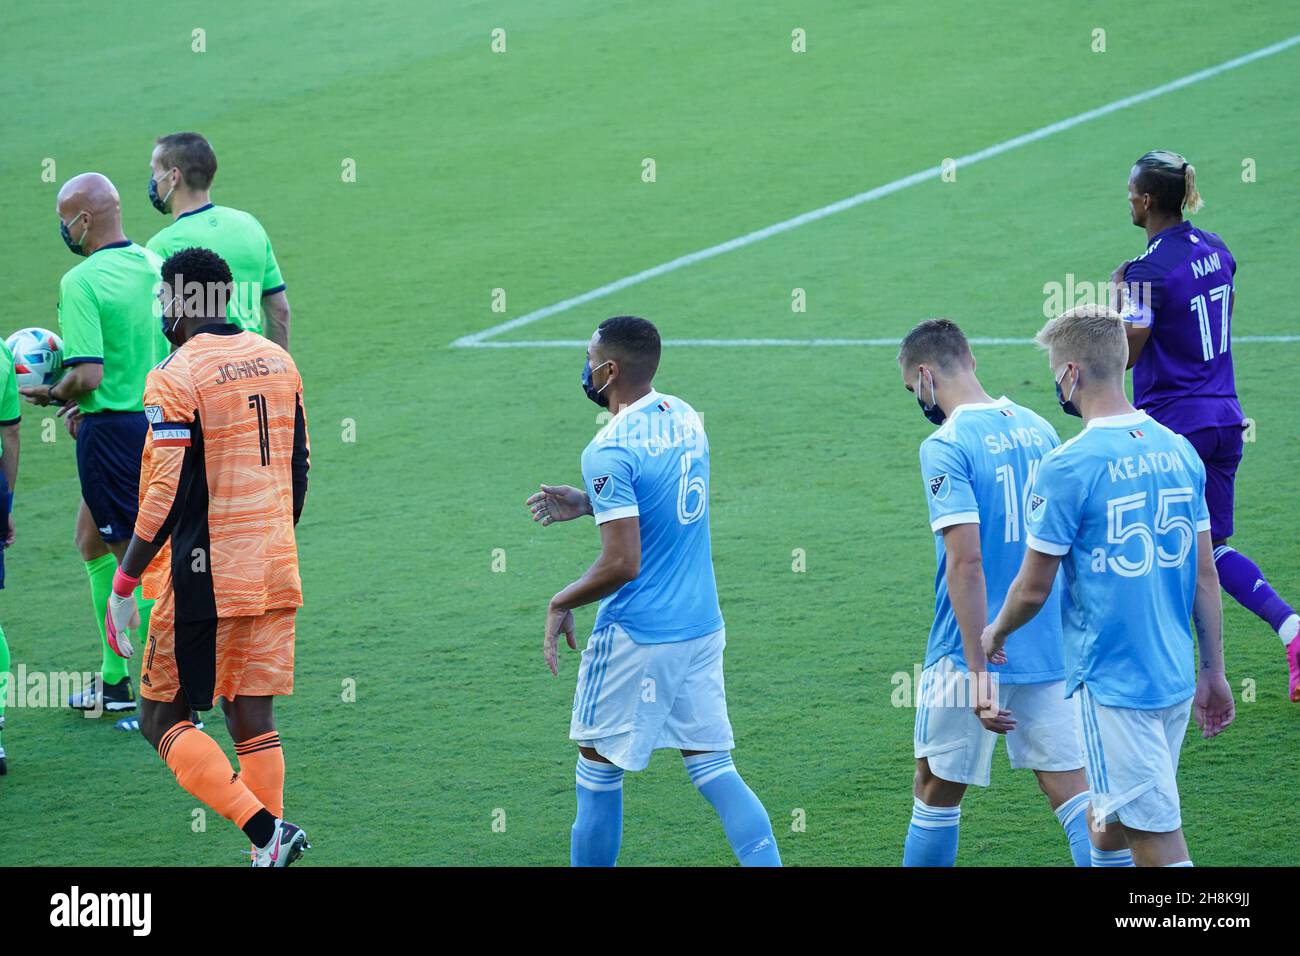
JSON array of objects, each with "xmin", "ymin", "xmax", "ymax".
[{"xmin": 105, "ymin": 567, "xmax": 141, "ymax": 658}]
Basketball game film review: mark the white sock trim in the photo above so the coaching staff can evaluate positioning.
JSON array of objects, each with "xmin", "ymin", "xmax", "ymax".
[
  {"xmin": 576, "ymin": 754, "xmax": 624, "ymax": 792},
  {"xmin": 683, "ymin": 751, "xmax": 737, "ymax": 789},
  {"xmin": 1090, "ymin": 847, "xmax": 1134, "ymax": 867},
  {"xmin": 910, "ymin": 797, "xmax": 961, "ymax": 829},
  {"xmin": 1055, "ymin": 791, "xmax": 1090, "ymax": 827}
]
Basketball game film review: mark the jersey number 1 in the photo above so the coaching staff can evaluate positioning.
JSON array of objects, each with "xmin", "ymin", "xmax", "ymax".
[
  {"xmin": 248, "ymin": 394, "xmax": 270, "ymax": 466},
  {"xmin": 994, "ymin": 460, "xmax": 1040, "ymax": 544}
]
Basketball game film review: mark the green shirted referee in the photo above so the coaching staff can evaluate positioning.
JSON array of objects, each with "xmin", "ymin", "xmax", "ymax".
[
  {"xmin": 0, "ymin": 339, "xmax": 20, "ymax": 772},
  {"xmin": 146, "ymin": 132, "xmax": 293, "ymax": 350},
  {"xmin": 22, "ymin": 172, "xmax": 170, "ymax": 715}
]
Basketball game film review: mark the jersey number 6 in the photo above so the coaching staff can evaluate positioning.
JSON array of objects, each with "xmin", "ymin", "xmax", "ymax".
[{"xmin": 677, "ymin": 453, "xmax": 706, "ymax": 525}]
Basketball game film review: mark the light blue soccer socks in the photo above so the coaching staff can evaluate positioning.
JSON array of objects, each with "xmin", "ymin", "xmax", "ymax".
[
  {"xmin": 571, "ymin": 755, "xmax": 624, "ymax": 867},
  {"xmin": 902, "ymin": 798, "xmax": 961, "ymax": 866},
  {"xmin": 1054, "ymin": 791, "xmax": 1093, "ymax": 867},
  {"xmin": 1090, "ymin": 847, "xmax": 1135, "ymax": 867},
  {"xmin": 684, "ymin": 752, "xmax": 781, "ymax": 867}
]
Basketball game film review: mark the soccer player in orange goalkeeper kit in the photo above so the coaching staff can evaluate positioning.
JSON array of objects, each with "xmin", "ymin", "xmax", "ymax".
[{"xmin": 105, "ymin": 246, "xmax": 311, "ymax": 867}]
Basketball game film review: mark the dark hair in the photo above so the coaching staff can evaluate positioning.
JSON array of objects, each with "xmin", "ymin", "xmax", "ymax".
[
  {"xmin": 160, "ymin": 247, "xmax": 234, "ymax": 321},
  {"xmin": 1132, "ymin": 149, "xmax": 1203, "ymax": 215},
  {"xmin": 596, "ymin": 315, "xmax": 661, "ymax": 382},
  {"xmin": 898, "ymin": 318, "xmax": 972, "ymax": 372},
  {"xmin": 155, "ymin": 132, "xmax": 218, "ymax": 190}
]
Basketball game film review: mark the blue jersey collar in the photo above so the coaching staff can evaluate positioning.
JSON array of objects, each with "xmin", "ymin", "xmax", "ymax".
[{"xmin": 598, "ymin": 388, "xmax": 662, "ymax": 438}]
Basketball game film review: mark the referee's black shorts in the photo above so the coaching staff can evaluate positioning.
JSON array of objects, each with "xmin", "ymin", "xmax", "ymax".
[{"xmin": 76, "ymin": 410, "xmax": 148, "ymax": 543}]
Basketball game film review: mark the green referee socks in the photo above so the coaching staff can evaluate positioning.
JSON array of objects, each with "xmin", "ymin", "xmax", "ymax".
[
  {"xmin": 86, "ymin": 554, "xmax": 126, "ymax": 685},
  {"xmin": 0, "ymin": 623, "xmax": 10, "ymax": 721}
]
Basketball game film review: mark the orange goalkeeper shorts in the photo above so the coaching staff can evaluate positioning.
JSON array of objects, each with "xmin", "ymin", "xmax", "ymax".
[{"xmin": 140, "ymin": 587, "xmax": 296, "ymax": 706}]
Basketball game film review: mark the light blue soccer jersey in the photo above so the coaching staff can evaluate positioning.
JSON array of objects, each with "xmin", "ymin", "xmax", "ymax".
[
  {"xmin": 581, "ymin": 390, "xmax": 724, "ymax": 644},
  {"xmin": 1025, "ymin": 410, "xmax": 1210, "ymax": 709},
  {"xmin": 920, "ymin": 397, "xmax": 1065, "ymax": 684}
]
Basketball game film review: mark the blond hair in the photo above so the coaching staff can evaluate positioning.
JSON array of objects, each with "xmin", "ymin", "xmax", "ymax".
[
  {"xmin": 1035, "ymin": 305, "xmax": 1129, "ymax": 381},
  {"xmin": 1133, "ymin": 149, "xmax": 1204, "ymax": 215}
]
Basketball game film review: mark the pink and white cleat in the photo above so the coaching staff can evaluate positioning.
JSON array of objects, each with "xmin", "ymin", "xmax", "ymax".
[{"xmin": 251, "ymin": 819, "xmax": 310, "ymax": 867}]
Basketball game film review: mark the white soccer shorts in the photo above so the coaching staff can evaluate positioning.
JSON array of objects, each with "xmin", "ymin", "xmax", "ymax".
[
  {"xmin": 1076, "ymin": 683, "xmax": 1192, "ymax": 834},
  {"xmin": 570, "ymin": 623, "xmax": 734, "ymax": 772},
  {"xmin": 913, "ymin": 654, "xmax": 1084, "ymax": 787}
]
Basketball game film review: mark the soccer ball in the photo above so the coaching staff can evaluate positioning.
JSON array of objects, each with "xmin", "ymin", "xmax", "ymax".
[{"xmin": 6, "ymin": 327, "xmax": 64, "ymax": 388}]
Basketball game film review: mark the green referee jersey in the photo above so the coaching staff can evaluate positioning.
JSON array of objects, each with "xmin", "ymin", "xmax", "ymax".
[
  {"xmin": 57, "ymin": 241, "xmax": 171, "ymax": 415},
  {"xmin": 146, "ymin": 203, "xmax": 285, "ymax": 335},
  {"xmin": 0, "ymin": 341, "xmax": 20, "ymax": 456}
]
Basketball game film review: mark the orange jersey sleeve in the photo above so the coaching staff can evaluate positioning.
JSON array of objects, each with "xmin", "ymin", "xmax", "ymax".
[{"xmin": 138, "ymin": 353, "xmax": 198, "ymax": 601}]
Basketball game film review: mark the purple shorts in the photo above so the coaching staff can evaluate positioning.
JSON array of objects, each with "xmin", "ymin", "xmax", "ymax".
[{"xmin": 1182, "ymin": 425, "xmax": 1244, "ymax": 542}]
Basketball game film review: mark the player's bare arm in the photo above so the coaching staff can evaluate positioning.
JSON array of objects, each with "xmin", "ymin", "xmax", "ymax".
[
  {"xmin": 19, "ymin": 361, "xmax": 99, "ymax": 413},
  {"xmin": 1124, "ymin": 322, "xmax": 1152, "ymax": 369},
  {"xmin": 526, "ymin": 483, "xmax": 592, "ymax": 525},
  {"xmin": 981, "ymin": 547, "xmax": 1063, "ymax": 661},
  {"xmin": 1, "ymin": 421, "xmax": 18, "ymax": 546},
  {"xmin": 542, "ymin": 515, "xmax": 640, "ymax": 675},
  {"xmin": 942, "ymin": 523, "xmax": 1014, "ymax": 733},
  {"xmin": 1191, "ymin": 528, "xmax": 1234, "ymax": 739},
  {"xmin": 263, "ymin": 290, "xmax": 292, "ymax": 351}
]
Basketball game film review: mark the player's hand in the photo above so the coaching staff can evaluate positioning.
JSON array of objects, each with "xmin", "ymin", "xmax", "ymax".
[
  {"xmin": 543, "ymin": 599, "xmax": 577, "ymax": 676},
  {"xmin": 63, "ymin": 405, "xmax": 82, "ymax": 439},
  {"xmin": 19, "ymin": 386, "xmax": 54, "ymax": 407},
  {"xmin": 980, "ymin": 624, "xmax": 1007, "ymax": 665},
  {"xmin": 104, "ymin": 568, "xmax": 141, "ymax": 659},
  {"xmin": 971, "ymin": 670, "xmax": 1016, "ymax": 734},
  {"xmin": 1193, "ymin": 670, "xmax": 1235, "ymax": 739},
  {"xmin": 4, "ymin": 512, "xmax": 13, "ymax": 548},
  {"xmin": 1109, "ymin": 259, "xmax": 1132, "ymax": 310},
  {"xmin": 526, "ymin": 484, "xmax": 591, "ymax": 526}
]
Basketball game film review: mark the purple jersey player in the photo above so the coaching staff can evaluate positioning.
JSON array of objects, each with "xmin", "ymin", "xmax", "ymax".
[{"xmin": 1117, "ymin": 149, "xmax": 1300, "ymax": 701}]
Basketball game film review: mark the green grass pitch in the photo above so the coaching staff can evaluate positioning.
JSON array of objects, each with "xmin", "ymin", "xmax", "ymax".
[{"xmin": 0, "ymin": 0, "xmax": 1296, "ymax": 865}]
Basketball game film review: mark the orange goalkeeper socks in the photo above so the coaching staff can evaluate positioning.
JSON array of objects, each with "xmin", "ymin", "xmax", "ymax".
[
  {"xmin": 235, "ymin": 731, "xmax": 285, "ymax": 819},
  {"xmin": 158, "ymin": 721, "xmax": 264, "ymax": 828}
]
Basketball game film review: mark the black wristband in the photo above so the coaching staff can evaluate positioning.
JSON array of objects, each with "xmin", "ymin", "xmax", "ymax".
[{"xmin": 47, "ymin": 385, "xmax": 61, "ymax": 405}]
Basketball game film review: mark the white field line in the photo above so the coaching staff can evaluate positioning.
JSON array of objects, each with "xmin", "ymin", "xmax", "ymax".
[
  {"xmin": 451, "ymin": 33, "xmax": 1300, "ymax": 349},
  {"xmin": 463, "ymin": 336, "xmax": 1300, "ymax": 349}
]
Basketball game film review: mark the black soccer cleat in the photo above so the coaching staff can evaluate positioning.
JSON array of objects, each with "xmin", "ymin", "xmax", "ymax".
[{"xmin": 68, "ymin": 676, "xmax": 136, "ymax": 714}]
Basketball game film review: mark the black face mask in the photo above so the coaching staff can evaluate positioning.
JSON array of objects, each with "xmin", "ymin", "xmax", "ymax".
[
  {"xmin": 60, "ymin": 213, "xmax": 89, "ymax": 257},
  {"xmin": 158, "ymin": 290, "xmax": 184, "ymax": 346},
  {"xmin": 148, "ymin": 171, "xmax": 175, "ymax": 215},
  {"xmin": 582, "ymin": 359, "xmax": 611, "ymax": 408},
  {"xmin": 916, "ymin": 370, "xmax": 945, "ymax": 425},
  {"xmin": 1055, "ymin": 367, "xmax": 1082, "ymax": 418}
]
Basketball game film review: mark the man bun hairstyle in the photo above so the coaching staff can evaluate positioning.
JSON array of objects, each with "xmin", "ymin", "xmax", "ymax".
[
  {"xmin": 1133, "ymin": 149, "xmax": 1204, "ymax": 215},
  {"xmin": 897, "ymin": 318, "xmax": 974, "ymax": 373},
  {"xmin": 155, "ymin": 132, "xmax": 218, "ymax": 191},
  {"xmin": 596, "ymin": 315, "xmax": 661, "ymax": 383}
]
